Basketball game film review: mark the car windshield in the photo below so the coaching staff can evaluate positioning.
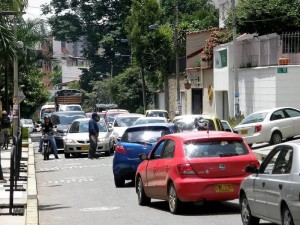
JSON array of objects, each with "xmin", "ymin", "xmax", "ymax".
[
  {"xmin": 122, "ymin": 127, "xmax": 171, "ymax": 143},
  {"xmin": 240, "ymin": 112, "xmax": 267, "ymax": 124},
  {"xmin": 60, "ymin": 105, "xmax": 82, "ymax": 111},
  {"xmin": 115, "ymin": 117, "xmax": 140, "ymax": 127},
  {"xmin": 51, "ymin": 114, "xmax": 86, "ymax": 125},
  {"xmin": 135, "ymin": 118, "xmax": 166, "ymax": 125},
  {"xmin": 69, "ymin": 121, "xmax": 107, "ymax": 133},
  {"xmin": 173, "ymin": 118, "xmax": 196, "ymax": 131},
  {"xmin": 147, "ymin": 112, "xmax": 168, "ymax": 118},
  {"xmin": 184, "ymin": 141, "xmax": 248, "ymax": 158},
  {"xmin": 21, "ymin": 119, "xmax": 33, "ymax": 125}
]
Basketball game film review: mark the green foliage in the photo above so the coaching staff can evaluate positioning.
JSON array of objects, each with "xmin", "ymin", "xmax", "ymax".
[
  {"xmin": 110, "ymin": 67, "xmax": 153, "ymax": 112},
  {"xmin": 232, "ymin": 0, "xmax": 300, "ymax": 35}
]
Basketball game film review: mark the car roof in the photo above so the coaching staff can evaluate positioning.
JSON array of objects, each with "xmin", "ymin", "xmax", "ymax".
[
  {"xmin": 51, "ymin": 111, "xmax": 86, "ymax": 115},
  {"xmin": 248, "ymin": 107, "xmax": 299, "ymax": 115},
  {"xmin": 136, "ymin": 117, "xmax": 166, "ymax": 120},
  {"xmin": 165, "ymin": 131, "xmax": 243, "ymax": 142},
  {"xmin": 146, "ymin": 109, "xmax": 168, "ymax": 113},
  {"xmin": 129, "ymin": 123, "xmax": 176, "ymax": 129},
  {"xmin": 116, "ymin": 113, "xmax": 143, "ymax": 118}
]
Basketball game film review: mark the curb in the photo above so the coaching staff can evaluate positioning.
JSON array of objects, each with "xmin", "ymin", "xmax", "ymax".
[{"xmin": 25, "ymin": 140, "xmax": 38, "ymax": 225}]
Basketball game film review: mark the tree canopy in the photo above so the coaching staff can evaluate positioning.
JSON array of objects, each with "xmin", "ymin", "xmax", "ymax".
[{"xmin": 234, "ymin": 0, "xmax": 300, "ymax": 35}]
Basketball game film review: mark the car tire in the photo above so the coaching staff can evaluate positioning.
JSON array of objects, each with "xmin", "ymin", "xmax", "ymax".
[
  {"xmin": 240, "ymin": 194, "xmax": 260, "ymax": 225},
  {"xmin": 114, "ymin": 176, "xmax": 125, "ymax": 188},
  {"xmin": 64, "ymin": 153, "xmax": 70, "ymax": 158},
  {"xmin": 137, "ymin": 176, "xmax": 151, "ymax": 206},
  {"xmin": 270, "ymin": 131, "xmax": 282, "ymax": 145},
  {"xmin": 282, "ymin": 205, "xmax": 294, "ymax": 225},
  {"xmin": 168, "ymin": 183, "xmax": 182, "ymax": 214}
]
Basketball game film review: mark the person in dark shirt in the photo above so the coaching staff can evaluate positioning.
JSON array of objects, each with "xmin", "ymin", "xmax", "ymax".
[
  {"xmin": 0, "ymin": 111, "xmax": 11, "ymax": 149},
  {"xmin": 88, "ymin": 112, "xmax": 99, "ymax": 159},
  {"xmin": 38, "ymin": 115, "xmax": 59, "ymax": 159}
]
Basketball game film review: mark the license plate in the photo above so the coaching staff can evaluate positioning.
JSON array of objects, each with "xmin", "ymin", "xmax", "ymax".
[
  {"xmin": 241, "ymin": 129, "xmax": 248, "ymax": 135},
  {"xmin": 81, "ymin": 145, "xmax": 89, "ymax": 150},
  {"xmin": 215, "ymin": 184, "xmax": 233, "ymax": 192}
]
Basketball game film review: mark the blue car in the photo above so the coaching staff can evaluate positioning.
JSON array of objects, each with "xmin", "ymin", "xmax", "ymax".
[{"xmin": 113, "ymin": 123, "xmax": 181, "ymax": 187}]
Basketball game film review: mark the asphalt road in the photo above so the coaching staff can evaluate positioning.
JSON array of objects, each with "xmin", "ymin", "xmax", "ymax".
[{"xmin": 30, "ymin": 133, "xmax": 275, "ymax": 225}]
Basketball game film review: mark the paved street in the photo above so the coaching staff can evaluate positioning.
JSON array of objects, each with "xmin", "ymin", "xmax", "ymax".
[{"xmin": 31, "ymin": 136, "xmax": 279, "ymax": 225}]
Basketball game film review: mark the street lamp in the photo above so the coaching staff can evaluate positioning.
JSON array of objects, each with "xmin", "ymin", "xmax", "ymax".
[{"xmin": 149, "ymin": 4, "xmax": 181, "ymax": 115}]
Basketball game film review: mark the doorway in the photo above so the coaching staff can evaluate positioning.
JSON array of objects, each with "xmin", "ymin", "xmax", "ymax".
[{"xmin": 192, "ymin": 89, "xmax": 203, "ymax": 114}]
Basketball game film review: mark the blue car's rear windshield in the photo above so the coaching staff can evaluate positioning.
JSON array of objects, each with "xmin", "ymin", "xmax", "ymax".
[{"xmin": 122, "ymin": 127, "xmax": 171, "ymax": 143}]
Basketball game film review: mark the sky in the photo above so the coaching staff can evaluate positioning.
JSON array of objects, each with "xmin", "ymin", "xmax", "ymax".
[{"xmin": 23, "ymin": 0, "xmax": 50, "ymax": 20}]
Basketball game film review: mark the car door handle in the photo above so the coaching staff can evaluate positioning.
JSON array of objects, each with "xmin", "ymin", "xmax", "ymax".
[
  {"xmin": 153, "ymin": 167, "xmax": 157, "ymax": 173},
  {"xmin": 165, "ymin": 166, "xmax": 169, "ymax": 172},
  {"xmin": 279, "ymin": 184, "xmax": 283, "ymax": 190},
  {"xmin": 262, "ymin": 182, "xmax": 265, "ymax": 187}
]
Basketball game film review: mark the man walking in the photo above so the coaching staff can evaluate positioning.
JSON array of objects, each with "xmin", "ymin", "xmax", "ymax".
[{"xmin": 88, "ymin": 112, "xmax": 99, "ymax": 159}]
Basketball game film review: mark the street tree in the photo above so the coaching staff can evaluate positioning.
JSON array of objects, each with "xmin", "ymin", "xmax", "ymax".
[{"xmin": 233, "ymin": 0, "xmax": 300, "ymax": 35}]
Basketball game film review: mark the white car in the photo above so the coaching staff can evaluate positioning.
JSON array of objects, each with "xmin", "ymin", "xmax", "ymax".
[
  {"xmin": 111, "ymin": 113, "xmax": 143, "ymax": 139},
  {"xmin": 239, "ymin": 143, "xmax": 300, "ymax": 225},
  {"xmin": 133, "ymin": 116, "xmax": 167, "ymax": 125},
  {"xmin": 20, "ymin": 119, "xmax": 35, "ymax": 133},
  {"xmin": 233, "ymin": 107, "xmax": 300, "ymax": 146},
  {"xmin": 64, "ymin": 118, "xmax": 114, "ymax": 158}
]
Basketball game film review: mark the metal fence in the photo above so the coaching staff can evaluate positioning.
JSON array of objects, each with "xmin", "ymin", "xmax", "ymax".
[{"xmin": 238, "ymin": 32, "xmax": 300, "ymax": 67}]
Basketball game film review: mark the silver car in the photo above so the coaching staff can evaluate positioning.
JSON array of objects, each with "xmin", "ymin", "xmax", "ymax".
[
  {"xmin": 239, "ymin": 143, "xmax": 300, "ymax": 225},
  {"xmin": 64, "ymin": 118, "xmax": 114, "ymax": 158},
  {"xmin": 233, "ymin": 107, "xmax": 300, "ymax": 147}
]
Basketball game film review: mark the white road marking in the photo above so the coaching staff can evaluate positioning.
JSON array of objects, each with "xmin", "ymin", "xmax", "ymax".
[{"xmin": 80, "ymin": 207, "xmax": 120, "ymax": 212}]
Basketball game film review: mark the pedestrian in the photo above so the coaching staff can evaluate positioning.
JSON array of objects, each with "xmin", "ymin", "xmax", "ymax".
[
  {"xmin": 38, "ymin": 115, "xmax": 59, "ymax": 159},
  {"xmin": 0, "ymin": 111, "xmax": 11, "ymax": 149},
  {"xmin": 88, "ymin": 112, "xmax": 99, "ymax": 159}
]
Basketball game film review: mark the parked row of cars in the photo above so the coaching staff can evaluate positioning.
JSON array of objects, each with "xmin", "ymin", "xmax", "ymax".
[{"xmin": 109, "ymin": 108, "xmax": 300, "ymax": 225}]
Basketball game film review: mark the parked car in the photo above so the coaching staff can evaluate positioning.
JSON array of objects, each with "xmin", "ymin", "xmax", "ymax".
[
  {"xmin": 111, "ymin": 113, "xmax": 143, "ymax": 140},
  {"xmin": 233, "ymin": 107, "xmax": 300, "ymax": 147},
  {"xmin": 134, "ymin": 116, "xmax": 168, "ymax": 125},
  {"xmin": 172, "ymin": 114, "xmax": 224, "ymax": 132},
  {"xmin": 135, "ymin": 131, "xmax": 259, "ymax": 214},
  {"xmin": 20, "ymin": 118, "xmax": 35, "ymax": 133},
  {"xmin": 51, "ymin": 111, "xmax": 87, "ymax": 151},
  {"xmin": 113, "ymin": 123, "xmax": 182, "ymax": 187},
  {"xmin": 145, "ymin": 109, "xmax": 170, "ymax": 121},
  {"xmin": 239, "ymin": 143, "xmax": 300, "ymax": 225},
  {"xmin": 64, "ymin": 118, "xmax": 114, "ymax": 158}
]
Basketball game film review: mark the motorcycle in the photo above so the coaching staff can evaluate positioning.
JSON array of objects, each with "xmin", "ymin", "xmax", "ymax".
[{"xmin": 42, "ymin": 132, "xmax": 52, "ymax": 160}]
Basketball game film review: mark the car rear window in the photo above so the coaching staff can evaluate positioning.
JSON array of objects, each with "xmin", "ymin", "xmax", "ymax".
[
  {"xmin": 51, "ymin": 113, "xmax": 86, "ymax": 125},
  {"xmin": 122, "ymin": 127, "xmax": 171, "ymax": 143},
  {"xmin": 240, "ymin": 112, "xmax": 267, "ymax": 124},
  {"xmin": 184, "ymin": 141, "xmax": 249, "ymax": 158}
]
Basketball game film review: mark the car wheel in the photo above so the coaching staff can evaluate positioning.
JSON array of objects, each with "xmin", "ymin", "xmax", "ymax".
[
  {"xmin": 64, "ymin": 153, "xmax": 70, "ymax": 158},
  {"xmin": 240, "ymin": 194, "xmax": 260, "ymax": 225},
  {"xmin": 282, "ymin": 205, "xmax": 294, "ymax": 225},
  {"xmin": 114, "ymin": 176, "xmax": 125, "ymax": 188},
  {"xmin": 270, "ymin": 131, "xmax": 282, "ymax": 145},
  {"xmin": 137, "ymin": 176, "xmax": 151, "ymax": 206},
  {"xmin": 168, "ymin": 183, "xmax": 182, "ymax": 214}
]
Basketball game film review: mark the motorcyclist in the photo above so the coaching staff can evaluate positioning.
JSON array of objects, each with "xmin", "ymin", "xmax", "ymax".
[
  {"xmin": 194, "ymin": 117, "xmax": 209, "ymax": 131},
  {"xmin": 38, "ymin": 115, "xmax": 59, "ymax": 159}
]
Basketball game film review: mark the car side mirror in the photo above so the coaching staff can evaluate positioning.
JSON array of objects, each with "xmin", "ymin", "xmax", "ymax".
[
  {"xmin": 139, "ymin": 153, "xmax": 148, "ymax": 161},
  {"xmin": 245, "ymin": 164, "xmax": 258, "ymax": 173}
]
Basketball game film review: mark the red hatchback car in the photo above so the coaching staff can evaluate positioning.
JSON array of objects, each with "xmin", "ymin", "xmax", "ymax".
[{"xmin": 135, "ymin": 131, "xmax": 260, "ymax": 214}]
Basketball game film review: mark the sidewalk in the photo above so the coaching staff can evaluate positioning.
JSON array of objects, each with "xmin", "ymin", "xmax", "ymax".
[{"xmin": 0, "ymin": 140, "xmax": 38, "ymax": 225}]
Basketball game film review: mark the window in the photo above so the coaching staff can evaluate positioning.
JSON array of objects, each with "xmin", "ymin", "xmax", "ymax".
[
  {"xmin": 260, "ymin": 146, "xmax": 293, "ymax": 174},
  {"xmin": 284, "ymin": 108, "xmax": 300, "ymax": 118},
  {"xmin": 270, "ymin": 110, "xmax": 285, "ymax": 121},
  {"xmin": 151, "ymin": 141, "xmax": 165, "ymax": 159},
  {"xmin": 162, "ymin": 140, "xmax": 175, "ymax": 158}
]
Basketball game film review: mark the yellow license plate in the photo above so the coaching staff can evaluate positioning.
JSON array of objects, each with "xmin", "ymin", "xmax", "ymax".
[
  {"xmin": 81, "ymin": 145, "xmax": 89, "ymax": 150},
  {"xmin": 215, "ymin": 184, "xmax": 233, "ymax": 192},
  {"xmin": 241, "ymin": 129, "xmax": 248, "ymax": 135}
]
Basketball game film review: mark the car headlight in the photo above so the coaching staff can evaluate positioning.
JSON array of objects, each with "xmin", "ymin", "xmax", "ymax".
[
  {"xmin": 98, "ymin": 137, "xmax": 109, "ymax": 142},
  {"xmin": 65, "ymin": 139, "xmax": 77, "ymax": 143}
]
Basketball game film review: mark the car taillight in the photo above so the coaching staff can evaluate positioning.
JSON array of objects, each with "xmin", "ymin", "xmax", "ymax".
[
  {"xmin": 177, "ymin": 164, "xmax": 195, "ymax": 175},
  {"xmin": 255, "ymin": 124, "xmax": 262, "ymax": 132},
  {"xmin": 115, "ymin": 145, "xmax": 126, "ymax": 154}
]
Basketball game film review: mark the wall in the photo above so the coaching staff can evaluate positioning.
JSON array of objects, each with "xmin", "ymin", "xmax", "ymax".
[{"xmin": 239, "ymin": 66, "xmax": 300, "ymax": 117}]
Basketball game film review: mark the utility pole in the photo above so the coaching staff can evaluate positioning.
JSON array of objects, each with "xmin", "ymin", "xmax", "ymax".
[
  {"xmin": 232, "ymin": 0, "xmax": 240, "ymax": 119},
  {"xmin": 13, "ymin": 17, "xmax": 19, "ymax": 137},
  {"xmin": 175, "ymin": 2, "xmax": 181, "ymax": 115}
]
